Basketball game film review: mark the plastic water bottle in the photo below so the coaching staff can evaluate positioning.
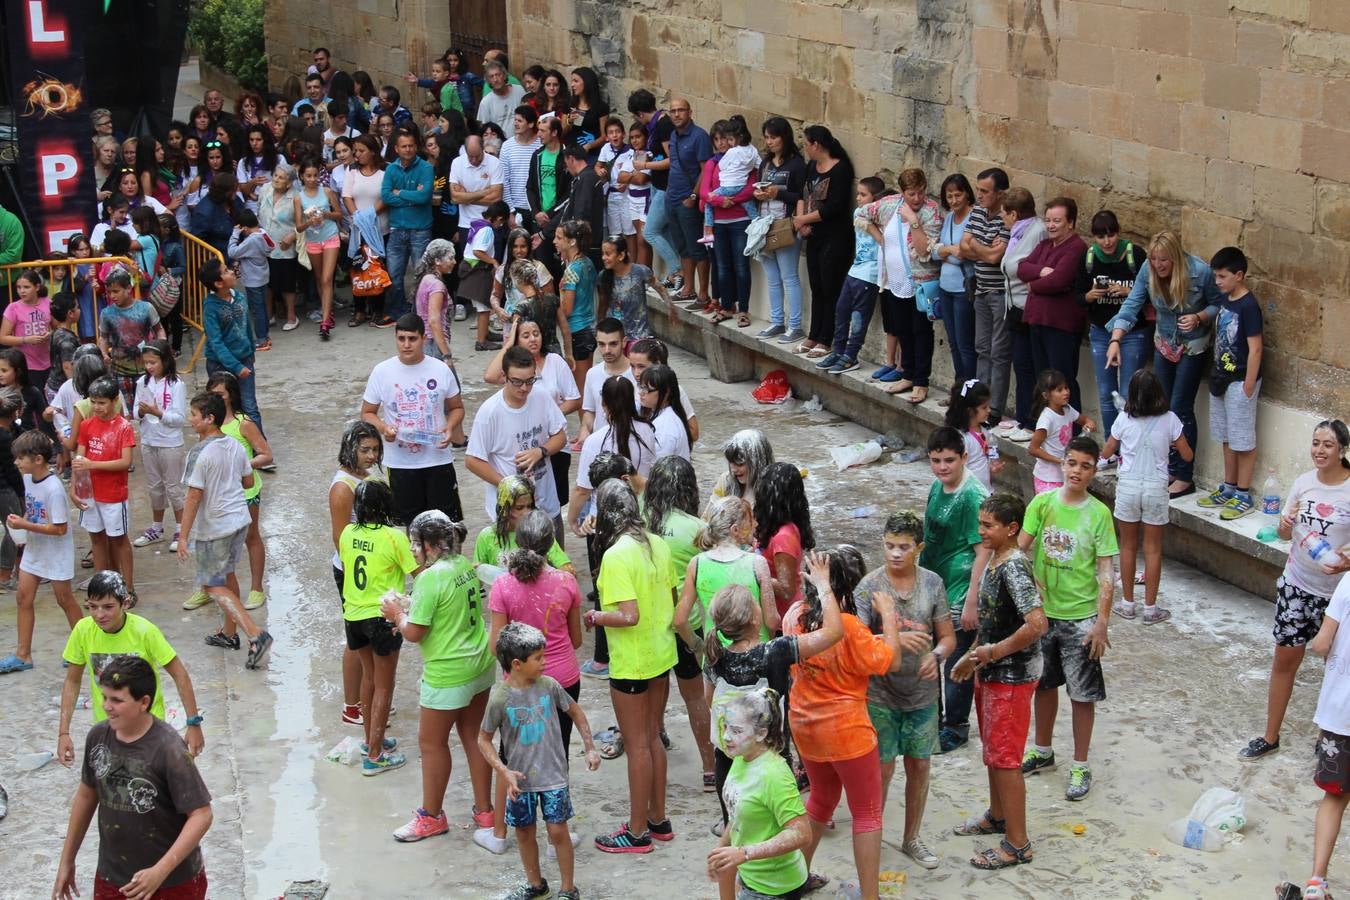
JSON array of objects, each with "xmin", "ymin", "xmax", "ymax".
[
  {"xmin": 397, "ymin": 427, "xmax": 444, "ymax": 446},
  {"xmin": 1111, "ymin": 390, "xmax": 1127, "ymax": 413},
  {"xmin": 1262, "ymin": 468, "xmax": 1281, "ymax": 516},
  {"xmin": 476, "ymin": 563, "xmax": 506, "ymax": 586},
  {"xmin": 1300, "ymin": 533, "xmax": 1343, "ymax": 566},
  {"xmin": 1164, "ymin": 817, "xmax": 1226, "ymax": 852},
  {"xmin": 8, "ymin": 518, "xmax": 25, "ymax": 548},
  {"xmin": 72, "ymin": 463, "xmax": 94, "ymax": 503}
]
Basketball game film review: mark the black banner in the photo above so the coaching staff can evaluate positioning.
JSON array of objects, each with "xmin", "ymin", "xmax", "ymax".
[{"xmin": 6, "ymin": 0, "xmax": 96, "ymax": 253}]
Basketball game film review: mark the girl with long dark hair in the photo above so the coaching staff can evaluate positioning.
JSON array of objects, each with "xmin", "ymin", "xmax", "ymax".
[
  {"xmin": 755, "ymin": 117, "xmax": 807, "ymax": 342},
  {"xmin": 754, "ymin": 462, "xmax": 816, "ymax": 619},
  {"xmin": 567, "ymin": 377, "xmax": 655, "ymax": 537},
  {"xmin": 637, "ymin": 364, "xmax": 693, "ymax": 461},
  {"xmin": 236, "ymin": 125, "xmax": 284, "ymax": 212},
  {"xmin": 567, "ymin": 66, "xmax": 609, "ymax": 159}
]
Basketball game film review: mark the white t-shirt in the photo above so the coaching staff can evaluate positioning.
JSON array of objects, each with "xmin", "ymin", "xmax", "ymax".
[
  {"xmin": 362, "ymin": 355, "xmax": 461, "ymax": 470},
  {"xmin": 882, "ymin": 215, "xmax": 914, "ymax": 297},
  {"xmin": 184, "ymin": 435, "xmax": 252, "ymax": 540},
  {"xmin": 717, "ymin": 144, "xmax": 760, "ymax": 187},
  {"xmin": 576, "ymin": 421, "xmax": 657, "ymax": 490},
  {"xmin": 342, "ymin": 167, "xmax": 388, "ymax": 234},
  {"xmin": 651, "ymin": 406, "xmax": 691, "ymax": 461},
  {"xmin": 1033, "ymin": 404, "xmax": 1079, "ymax": 484},
  {"xmin": 598, "ymin": 143, "xmax": 632, "ymax": 194},
  {"xmin": 466, "ymin": 388, "xmax": 568, "ymax": 518},
  {"xmin": 20, "ymin": 472, "xmax": 72, "ymax": 581},
  {"xmin": 1283, "ymin": 470, "xmax": 1350, "ymax": 598},
  {"xmin": 466, "ymin": 223, "xmax": 495, "ymax": 266},
  {"xmin": 964, "ymin": 429, "xmax": 991, "ymax": 489},
  {"xmin": 91, "ymin": 221, "xmax": 138, "ymax": 251},
  {"xmin": 1314, "ymin": 577, "xmax": 1350, "ymax": 735},
  {"xmin": 582, "ymin": 365, "xmax": 638, "ymax": 432},
  {"xmin": 1111, "ymin": 411, "xmax": 1183, "ymax": 483},
  {"xmin": 538, "ymin": 353, "xmax": 581, "ymax": 409},
  {"xmin": 448, "ymin": 154, "xmax": 505, "ymax": 224},
  {"xmin": 494, "ymin": 260, "xmax": 551, "ymax": 316},
  {"xmin": 133, "ymin": 376, "xmax": 187, "ymax": 448}
]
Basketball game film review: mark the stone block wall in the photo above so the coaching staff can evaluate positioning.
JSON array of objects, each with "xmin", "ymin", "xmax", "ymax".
[{"xmin": 508, "ymin": 0, "xmax": 1350, "ymax": 415}]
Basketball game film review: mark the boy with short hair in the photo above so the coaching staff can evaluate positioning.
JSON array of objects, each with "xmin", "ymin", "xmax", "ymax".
[
  {"xmin": 198, "ymin": 257, "xmax": 262, "ymax": 430},
  {"xmin": 460, "ymin": 200, "xmax": 511, "ymax": 351},
  {"xmin": 58, "ymin": 569, "xmax": 204, "ymax": 765},
  {"xmin": 1018, "ymin": 435, "xmax": 1118, "ymax": 801},
  {"xmin": 177, "ymin": 391, "xmax": 273, "ymax": 669},
  {"xmin": 479, "ymin": 622, "xmax": 601, "ymax": 900},
  {"xmin": 1197, "ymin": 245, "xmax": 1264, "ymax": 521},
  {"xmin": 46, "ymin": 291, "xmax": 81, "ymax": 399},
  {"xmin": 226, "ymin": 210, "xmax": 275, "ymax": 352},
  {"xmin": 853, "ymin": 510, "xmax": 956, "ymax": 869},
  {"xmin": 75, "ymin": 376, "xmax": 137, "ymax": 597},
  {"xmin": 97, "ymin": 268, "xmax": 162, "ymax": 412},
  {"xmin": 921, "ymin": 425, "xmax": 992, "ymax": 753},
  {"xmin": 52, "ymin": 657, "xmax": 213, "ymax": 900},
  {"xmin": 816, "ymin": 175, "xmax": 885, "ymax": 375},
  {"xmin": 950, "ymin": 492, "xmax": 1048, "ymax": 869},
  {"xmin": 1, "ymin": 430, "xmax": 80, "ymax": 674}
]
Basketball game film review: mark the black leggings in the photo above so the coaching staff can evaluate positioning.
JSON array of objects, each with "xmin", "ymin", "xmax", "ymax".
[
  {"xmin": 558, "ymin": 678, "xmax": 582, "ymax": 753},
  {"xmin": 586, "ymin": 534, "xmax": 608, "ymax": 664},
  {"xmin": 805, "ymin": 236, "xmax": 851, "ymax": 345}
]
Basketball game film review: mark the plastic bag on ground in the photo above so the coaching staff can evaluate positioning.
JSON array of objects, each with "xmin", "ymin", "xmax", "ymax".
[
  {"xmin": 751, "ymin": 370, "xmax": 791, "ymax": 405},
  {"xmin": 326, "ymin": 736, "xmax": 363, "ymax": 765},
  {"xmin": 830, "ymin": 440, "xmax": 883, "ymax": 472},
  {"xmin": 1164, "ymin": 787, "xmax": 1246, "ymax": 851}
]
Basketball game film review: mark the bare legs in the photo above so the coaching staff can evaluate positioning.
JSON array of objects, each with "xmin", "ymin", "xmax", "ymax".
[
  {"xmin": 610, "ymin": 676, "xmax": 670, "ymax": 833},
  {"xmin": 14, "ymin": 573, "xmax": 80, "ymax": 662},
  {"xmin": 1033, "ymin": 689, "xmax": 1095, "ymax": 762},
  {"xmin": 676, "ymin": 673, "xmax": 715, "ymax": 777},
  {"xmin": 1263, "ymin": 644, "xmax": 1307, "ymax": 746},
  {"xmin": 418, "ymin": 689, "xmax": 492, "ymax": 816}
]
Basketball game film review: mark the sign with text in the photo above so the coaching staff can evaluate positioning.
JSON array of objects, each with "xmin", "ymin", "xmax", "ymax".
[{"xmin": 6, "ymin": 0, "xmax": 96, "ymax": 253}]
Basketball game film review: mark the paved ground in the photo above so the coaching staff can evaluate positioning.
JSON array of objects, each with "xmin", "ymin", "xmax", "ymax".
[{"xmin": 0, "ymin": 300, "xmax": 1335, "ymax": 899}]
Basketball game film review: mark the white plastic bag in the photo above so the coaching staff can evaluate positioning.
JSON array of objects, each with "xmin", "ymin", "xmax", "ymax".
[
  {"xmin": 326, "ymin": 736, "xmax": 363, "ymax": 766},
  {"xmin": 829, "ymin": 440, "xmax": 883, "ymax": 472},
  {"xmin": 1164, "ymin": 787, "xmax": 1246, "ymax": 852}
]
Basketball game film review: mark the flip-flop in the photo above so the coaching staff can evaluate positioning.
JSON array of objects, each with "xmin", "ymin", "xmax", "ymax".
[
  {"xmin": 594, "ymin": 726, "xmax": 624, "ymax": 759},
  {"xmin": 801, "ymin": 872, "xmax": 830, "ymax": 894},
  {"xmin": 0, "ymin": 654, "xmax": 34, "ymax": 674}
]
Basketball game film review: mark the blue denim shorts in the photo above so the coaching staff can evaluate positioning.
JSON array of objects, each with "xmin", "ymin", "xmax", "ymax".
[{"xmin": 505, "ymin": 785, "xmax": 574, "ymax": 827}]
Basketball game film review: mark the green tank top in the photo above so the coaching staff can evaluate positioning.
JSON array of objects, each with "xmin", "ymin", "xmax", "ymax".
[
  {"xmin": 221, "ymin": 413, "xmax": 260, "ymax": 501},
  {"xmin": 693, "ymin": 550, "xmax": 762, "ymax": 635}
]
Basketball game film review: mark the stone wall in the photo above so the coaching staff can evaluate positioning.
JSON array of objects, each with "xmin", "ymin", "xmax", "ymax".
[
  {"xmin": 262, "ymin": 0, "xmax": 451, "ymax": 102},
  {"xmin": 509, "ymin": 0, "xmax": 1350, "ymax": 414}
]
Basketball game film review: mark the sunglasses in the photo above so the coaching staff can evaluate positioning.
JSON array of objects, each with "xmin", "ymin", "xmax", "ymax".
[{"xmin": 204, "ymin": 141, "xmax": 223, "ymax": 149}]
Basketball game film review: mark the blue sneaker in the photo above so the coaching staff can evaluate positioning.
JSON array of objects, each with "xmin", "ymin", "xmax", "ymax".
[
  {"xmin": 829, "ymin": 357, "xmax": 859, "ymax": 374},
  {"xmin": 814, "ymin": 351, "xmax": 842, "ymax": 369},
  {"xmin": 362, "ymin": 750, "xmax": 407, "ymax": 776},
  {"xmin": 876, "ymin": 369, "xmax": 903, "ymax": 383},
  {"xmin": 870, "ymin": 364, "xmax": 896, "ymax": 380},
  {"xmin": 360, "ymin": 738, "xmax": 398, "ymax": 754}
]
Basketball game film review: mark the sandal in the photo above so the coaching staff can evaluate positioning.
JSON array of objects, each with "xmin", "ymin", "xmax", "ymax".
[
  {"xmin": 953, "ymin": 809, "xmax": 1006, "ymax": 836},
  {"xmin": 805, "ymin": 347, "xmax": 830, "ymax": 359},
  {"xmin": 255, "ymin": 338, "xmax": 272, "ymax": 352},
  {"xmin": 348, "ymin": 312, "xmax": 365, "ymax": 327},
  {"xmin": 907, "ymin": 386, "xmax": 929, "ymax": 404},
  {"xmin": 711, "ymin": 311, "xmax": 733, "ymax": 325},
  {"xmin": 81, "ymin": 551, "xmax": 93, "ymax": 569},
  {"xmin": 737, "ymin": 313, "xmax": 751, "ymax": 328},
  {"xmin": 594, "ymin": 726, "xmax": 624, "ymax": 760},
  {"xmin": 883, "ymin": 379, "xmax": 914, "ymax": 395},
  {"xmin": 801, "ymin": 872, "xmax": 830, "ymax": 894},
  {"xmin": 793, "ymin": 341, "xmax": 817, "ymax": 355},
  {"xmin": 970, "ymin": 838, "xmax": 1033, "ymax": 869}
]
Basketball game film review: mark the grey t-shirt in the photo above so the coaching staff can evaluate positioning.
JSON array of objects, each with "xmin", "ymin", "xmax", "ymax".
[
  {"xmin": 977, "ymin": 551, "xmax": 1043, "ymax": 685},
  {"xmin": 853, "ymin": 566, "xmax": 947, "ymax": 711},
  {"xmin": 483, "ymin": 675, "xmax": 573, "ymax": 792}
]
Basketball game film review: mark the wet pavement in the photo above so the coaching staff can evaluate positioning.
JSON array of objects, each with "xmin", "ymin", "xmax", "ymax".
[{"xmin": 0, "ymin": 309, "xmax": 1334, "ymax": 899}]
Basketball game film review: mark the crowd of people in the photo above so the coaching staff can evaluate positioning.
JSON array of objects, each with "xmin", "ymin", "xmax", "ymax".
[{"xmin": 0, "ymin": 38, "xmax": 1347, "ymax": 900}]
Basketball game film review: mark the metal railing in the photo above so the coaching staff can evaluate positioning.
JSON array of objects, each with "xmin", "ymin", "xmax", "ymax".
[{"xmin": 0, "ymin": 229, "xmax": 222, "ymax": 372}]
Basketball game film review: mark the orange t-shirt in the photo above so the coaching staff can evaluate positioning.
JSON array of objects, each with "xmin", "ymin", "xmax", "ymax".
[{"xmin": 782, "ymin": 606, "xmax": 894, "ymax": 762}]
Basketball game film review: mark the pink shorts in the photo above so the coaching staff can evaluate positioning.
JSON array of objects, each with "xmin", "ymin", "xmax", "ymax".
[
  {"xmin": 1034, "ymin": 477, "xmax": 1063, "ymax": 495},
  {"xmin": 307, "ymin": 235, "xmax": 340, "ymax": 254},
  {"xmin": 975, "ymin": 679, "xmax": 1037, "ymax": 769}
]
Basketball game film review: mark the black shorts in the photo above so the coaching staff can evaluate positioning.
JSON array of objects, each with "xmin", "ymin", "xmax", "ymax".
[
  {"xmin": 571, "ymin": 327, "xmax": 596, "ymax": 362},
  {"xmin": 1037, "ymin": 616, "xmax": 1106, "ymax": 703},
  {"xmin": 610, "ymin": 669, "xmax": 670, "ymax": 695},
  {"xmin": 345, "ymin": 616, "xmax": 404, "ymax": 656},
  {"xmin": 674, "ymin": 630, "xmax": 704, "ymax": 680},
  {"xmin": 332, "ymin": 565, "xmax": 344, "ymax": 607},
  {"xmin": 388, "ymin": 463, "xmax": 463, "ymax": 527},
  {"xmin": 550, "ymin": 451, "xmax": 571, "ymax": 509},
  {"xmin": 268, "ymin": 257, "xmax": 299, "ymax": 295},
  {"xmin": 879, "ymin": 289, "xmax": 906, "ymax": 336},
  {"xmin": 1316, "ymin": 730, "xmax": 1350, "ymax": 795}
]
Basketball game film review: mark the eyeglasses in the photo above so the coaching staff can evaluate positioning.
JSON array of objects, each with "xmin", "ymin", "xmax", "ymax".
[
  {"xmin": 638, "ymin": 385, "xmax": 657, "ymax": 394},
  {"xmin": 505, "ymin": 375, "xmax": 539, "ymax": 388}
]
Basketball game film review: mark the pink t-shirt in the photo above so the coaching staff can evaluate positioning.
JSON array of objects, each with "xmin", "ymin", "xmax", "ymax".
[
  {"xmin": 762, "ymin": 522, "xmax": 803, "ymax": 618},
  {"xmin": 488, "ymin": 567, "xmax": 583, "ymax": 686},
  {"xmin": 4, "ymin": 298, "xmax": 52, "ymax": 373}
]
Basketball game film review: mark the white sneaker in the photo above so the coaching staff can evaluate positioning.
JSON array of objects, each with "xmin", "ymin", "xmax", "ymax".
[
  {"xmin": 307, "ymin": 309, "xmax": 323, "ymax": 323},
  {"xmin": 131, "ymin": 526, "xmax": 164, "ymax": 547},
  {"xmin": 454, "ymin": 304, "xmax": 468, "ymax": 322},
  {"xmin": 545, "ymin": 830, "xmax": 582, "ymax": 858},
  {"xmin": 472, "ymin": 827, "xmax": 510, "ymax": 854},
  {"xmin": 169, "ymin": 533, "xmax": 180, "ymax": 553},
  {"xmin": 1005, "ymin": 427, "xmax": 1034, "ymax": 442}
]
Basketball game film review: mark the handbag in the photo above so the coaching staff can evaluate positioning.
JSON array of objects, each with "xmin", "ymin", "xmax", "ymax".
[
  {"xmin": 351, "ymin": 256, "xmax": 392, "ymax": 296},
  {"xmin": 762, "ymin": 217, "xmax": 795, "ymax": 253},
  {"xmin": 148, "ymin": 271, "xmax": 181, "ymax": 316},
  {"xmin": 897, "ymin": 219, "xmax": 941, "ymax": 320}
]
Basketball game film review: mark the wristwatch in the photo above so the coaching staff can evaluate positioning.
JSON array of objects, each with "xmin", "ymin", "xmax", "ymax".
[{"xmin": 185, "ymin": 714, "xmax": 204, "ymax": 727}]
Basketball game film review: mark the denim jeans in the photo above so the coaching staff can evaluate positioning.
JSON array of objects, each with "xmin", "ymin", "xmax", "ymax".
[
  {"xmin": 973, "ymin": 291, "xmax": 1011, "ymax": 421},
  {"xmin": 713, "ymin": 220, "xmax": 751, "ymax": 312},
  {"xmin": 1153, "ymin": 349, "xmax": 1206, "ymax": 484},
  {"xmin": 385, "ymin": 227, "xmax": 431, "ymax": 319},
  {"xmin": 830, "ymin": 276, "xmax": 878, "ymax": 359},
  {"xmin": 206, "ymin": 358, "xmax": 262, "ymax": 433},
  {"xmin": 759, "ymin": 236, "xmax": 803, "ymax": 331},
  {"xmin": 643, "ymin": 188, "xmax": 682, "ymax": 272},
  {"xmin": 245, "ymin": 285, "xmax": 268, "ymax": 343},
  {"xmin": 940, "ymin": 288, "xmax": 977, "ymax": 385},
  {"xmin": 941, "ymin": 624, "xmax": 978, "ymax": 738},
  {"xmin": 1011, "ymin": 318, "xmax": 1036, "ymax": 428},
  {"xmin": 1088, "ymin": 324, "xmax": 1151, "ymax": 436},
  {"xmin": 1030, "ymin": 324, "xmax": 1084, "ymax": 413}
]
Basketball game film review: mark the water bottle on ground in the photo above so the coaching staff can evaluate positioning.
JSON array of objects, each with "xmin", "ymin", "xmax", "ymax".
[
  {"xmin": 1262, "ymin": 468, "xmax": 1281, "ymax": 516},
  {"xmin": 1164, "ymin": 817, "xmax": 1226, "ymax": 852},
  {"xmin": 17, "ymin": 750, "xmax": 53, "ymax": 772}
]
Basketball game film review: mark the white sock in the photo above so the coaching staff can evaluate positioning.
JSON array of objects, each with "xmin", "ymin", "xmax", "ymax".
[
  {"xmin": 1073, "ymin": 758, "xmax": 1088, "ymax": 767},
  {"xmin": 1035, "ymin": 744, "xmax": 1052, "ymax": 755}
]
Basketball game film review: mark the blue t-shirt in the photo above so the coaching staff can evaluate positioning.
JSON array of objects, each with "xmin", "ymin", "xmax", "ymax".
[
  {"xmin": 562, "ymin": 256, "xmax": 597, "ymax": 333},
  {"xmin": 938, "ymin": 210, "xmax": 973, "ymax": 293},
  {"xmin": 667, "ymin": 123, "xmax": 713, "ymax": 200},
  {"xmin": 846, "ymin": 210, "xmax": 880, "ymax": 285},
  {"xmin": 1213, "ymin": 291, "xmax": 1263, "ymax": 383}
]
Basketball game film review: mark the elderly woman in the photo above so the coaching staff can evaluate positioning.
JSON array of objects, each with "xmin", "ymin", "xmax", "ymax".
[
  {"xmin": 257, "ymin": 165, "xmax": 300, "ymax": 331},
  {"xmin": 93, "ymin": 136, "xmax": 120, "ymax": 204},
  {"xmin": 1017, "ymin": 196, "xmax": 1089, "ymax": 412},
  {"xmin": 997, "ymin": 188, "xmax": 1047, "ymax": 439},
  {"xmin": 1105, "ymin": 230, "xmax": 1223, "ymax": 497}
]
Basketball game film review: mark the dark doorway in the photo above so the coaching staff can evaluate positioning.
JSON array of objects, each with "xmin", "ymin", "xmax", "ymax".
[{"xmin": 449, "ymin": 0, "xmax": 508, "ymax": 73}]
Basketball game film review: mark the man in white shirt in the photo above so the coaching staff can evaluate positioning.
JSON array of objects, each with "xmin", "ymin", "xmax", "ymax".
[
  {"xmin": 579, "ymin": 318, "xmax": 636, "ymax": 443},
  {"xmin": 360, "ymin": 314, "xmax": 466, "ymax": 524},
  {"xmin": 322, "ymin": 101, "xmax": 361, "ymax": 166},
  {"xmin": 464, "ymin": 346, "xmax": 568, "ymax": 526},
  {"xmin": 449, "ymin": 135, "xmax": 505, "ymax": 226},
  {"xmin": 476, "ymin": 60, "xmax": 526, "ymax": 136},
  {"xmin": 499, "ymin": 106, "xmax": 542, "ymax": 228}
]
